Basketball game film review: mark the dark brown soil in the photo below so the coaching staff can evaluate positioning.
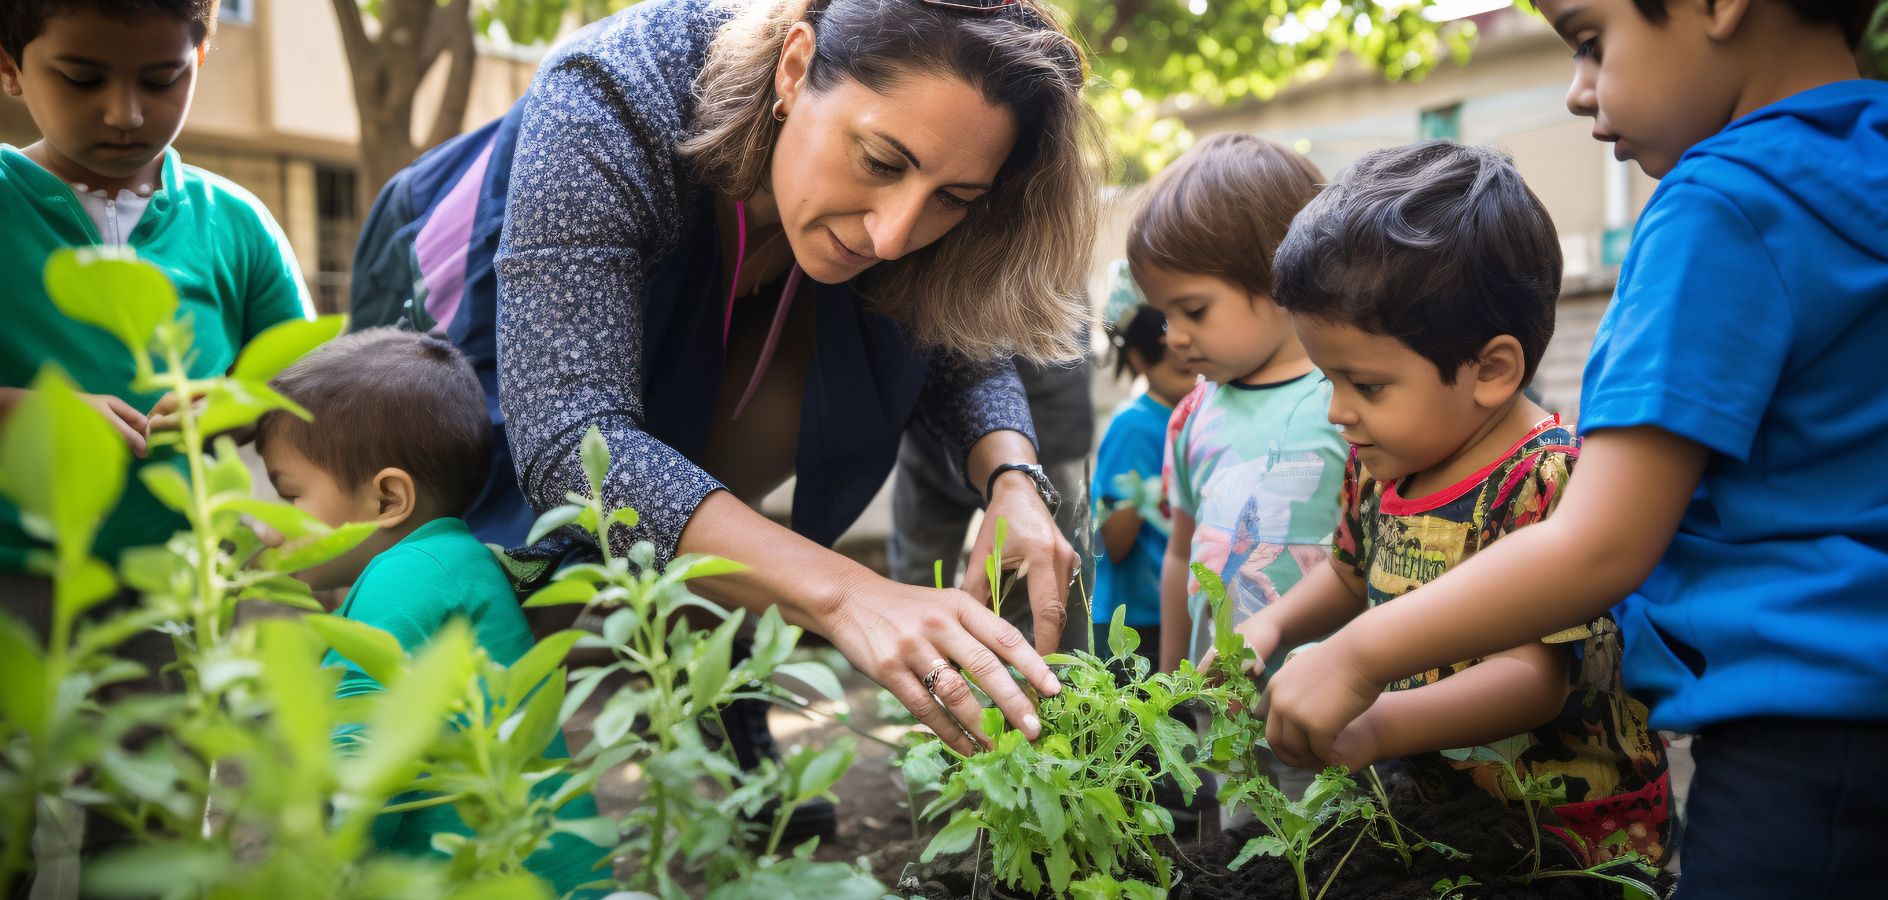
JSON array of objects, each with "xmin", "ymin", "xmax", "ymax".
[{"xmin": 894, "ymin": 774, "xmax": 1677, "ymax": 900}]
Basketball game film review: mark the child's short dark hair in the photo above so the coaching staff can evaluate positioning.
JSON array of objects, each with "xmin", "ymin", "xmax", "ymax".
[
  {"xmin": 1109, "ymin": 304, "xmax": 1167, "ymax": 382},
  {"xmin": 258, "ymin": 328, "xmax": 490, "ymax": 518},
  {"xmin": 1273, "ymin": 141, "xmax": 1561, "ymax": 388},
  {"xmin": 1127, "ymin": 133, "xmax": 1324, "ymax": 297},
  {"xmin": 1, "ymin": 0, "xmax": 219, "ymax": 63},
  {"xmin": 1628, "ymin": 0, "xmax": 1871, "ymax": 48}
]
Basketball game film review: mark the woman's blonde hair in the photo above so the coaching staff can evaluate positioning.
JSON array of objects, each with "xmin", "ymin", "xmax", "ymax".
[{"xmin": 680, "ymin": 0, "xmax": 1103, "ymax": 365}]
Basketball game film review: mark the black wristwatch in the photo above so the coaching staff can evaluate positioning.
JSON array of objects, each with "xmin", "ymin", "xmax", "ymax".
[{"xmin": 985, "ymin": 463, "xmax": 1061, "ymax": 516}]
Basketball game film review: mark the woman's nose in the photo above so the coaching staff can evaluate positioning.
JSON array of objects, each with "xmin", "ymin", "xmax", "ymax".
[{"xmin": 864, "ymin": 192, "xmax": 926, "ymax": 261}]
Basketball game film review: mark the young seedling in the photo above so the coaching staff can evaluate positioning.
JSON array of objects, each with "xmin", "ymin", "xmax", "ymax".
[
  {"xmin": 519, "ymin": 426, "xmax": 874, "ymax": 898},
  {"xmin": 1220, "ymin": 766, "xmax": 1375, "ymax": 900},
  {"xmin": 1441, "ymin": 735, "xmax": 1561, "ymax": 881},
  {"xmin": 908, "ymin": 610, "xmax": 1228, "ymax": 898}
]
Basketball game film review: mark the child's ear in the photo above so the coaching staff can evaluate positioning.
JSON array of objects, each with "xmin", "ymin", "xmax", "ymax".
[
  {"xmin": 1692, "ymin": 0, "xmax": 1753, "ymax": 42},
  {"xmin": 1471, "ymin": 335, "xmax": 1527, "ymax": 408},
  {"xmin": 1, "ymin": 50, "xmax": 23, "ymax": 97},
  {"xmin": 369, "ymin": 467, "xmax": 419, "ymax": 529}
]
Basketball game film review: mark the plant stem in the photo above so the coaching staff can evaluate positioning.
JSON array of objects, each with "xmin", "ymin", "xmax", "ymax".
[
  {"xmin": 1510, "ymin": 766, "xmax": 1542, "ymax": 881},
  {"xmin": 1365, "ymin": 766, "xmax": 1410, "ymax": 864},
  {"xmin": 1291, "ymin": 853, "xmax": 1311, "ymax": 900},
  {"xmin": 1313, "ymin": 825, "xmax": 1370, "ymax": 900},
  {"xmin": 765, "ymin": 799, "xmax": 799, "ymax": 857}
]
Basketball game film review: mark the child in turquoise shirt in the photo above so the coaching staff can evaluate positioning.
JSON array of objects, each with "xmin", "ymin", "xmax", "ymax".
[
  {"xmin": 0, "ymin": 0, "xmax": 312, "ymax": 573},
  {"xmin": 256, "ymin": 329, "xmax": 604, "ymax": 896},
  {"xmin": 1127, "ymin": 134, "xmax": 1348, "ymax": 674}
]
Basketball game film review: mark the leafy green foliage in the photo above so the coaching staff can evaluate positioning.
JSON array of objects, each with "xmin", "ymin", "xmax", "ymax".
[
  {"xmin": 1056, "ymin": 0, "xmax": 1475, "ymax": 179},
  {"xmin": 0, "ymin": 251, "xmax": 876, "ymax": 898},
  {"xmin": 529, "ymin": 426, "xmax": 875, "ymax": 897},
  {"xmin": 906, "ymin": 609, "xmax": 1248, "ymax": 897}
]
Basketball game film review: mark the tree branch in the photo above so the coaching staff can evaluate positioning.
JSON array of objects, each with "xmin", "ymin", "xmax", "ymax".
[
  {"xmin": 418, "ymin": 0, "xmax": 473, "ymax": 72},
  {"xmin": 424, "ymin": 9, "xmax": 478, "ymax": 152}
]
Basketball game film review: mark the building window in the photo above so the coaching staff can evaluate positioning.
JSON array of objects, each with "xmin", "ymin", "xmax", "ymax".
[
  {"xmin": 1418, "ymin": 102, "xmax": 1463, "ymax": 142},
  {"xmin": 220, "ymin": 0, "xmax": 254, "ymax": 26},
  {"xmin": 314, "ymin": 165, "xmax": 359, "ymax": 315}
]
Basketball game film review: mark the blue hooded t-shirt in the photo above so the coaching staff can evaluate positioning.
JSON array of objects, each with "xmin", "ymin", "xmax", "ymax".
[{"xmin": 1581, "ymin": 80, "xmax": 1888, "ymax": 731}]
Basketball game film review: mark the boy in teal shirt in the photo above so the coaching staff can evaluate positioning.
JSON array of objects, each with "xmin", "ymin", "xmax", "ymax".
[
  {"xmin": 1, "ymin": 0, "xmax": 312, "ymax": 573},
  {"xmin": 257, "ymin": 329, "xmax": 605, "ymax": 895}
]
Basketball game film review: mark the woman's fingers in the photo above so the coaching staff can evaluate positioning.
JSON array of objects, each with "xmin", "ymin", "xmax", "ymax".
[
  {"xmin": 888, "ymin": 669, "xmax": 980, "ymax": 757},
  {"xmin": 937, "ymin": 619, "xmax": 1046, "ymax": 741},
  {"xmin": 1023, "ymin": 548, "xmax": 1068, "ymax": 654},
  {"xmin": 920, "ymin": 657, "xmax": 994, "ymax": 749},
  {"xmin": 960, "ymin": 604, "xmax": 1060, "ymax": 700}
]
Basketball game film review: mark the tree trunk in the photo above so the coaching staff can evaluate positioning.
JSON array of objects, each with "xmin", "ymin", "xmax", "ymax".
[{"xmin": 329, "ymin": 0, "xmax": 480, "ymax": 215}]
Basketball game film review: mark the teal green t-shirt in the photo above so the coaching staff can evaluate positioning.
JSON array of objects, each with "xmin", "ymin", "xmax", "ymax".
[
  {"xmin": 1165, "ymin": 373, "xmax": 1347, "ymax": 661},
  {"xmin": 328, "ymin": 517, "xmax": 606, "ymax": 895},
  {"xmin": 0, "ymin": 145, "xmax": 313, "ymax": 571}
]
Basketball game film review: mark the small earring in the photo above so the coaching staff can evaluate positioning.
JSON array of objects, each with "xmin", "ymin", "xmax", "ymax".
[{"xmin": 771, "ymin": 97, "xmax": 788, "ymax": 123}]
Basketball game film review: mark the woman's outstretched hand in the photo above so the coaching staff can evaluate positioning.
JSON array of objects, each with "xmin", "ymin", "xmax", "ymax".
[
  {"xmin": 817, "ymin": 572, "xmax": 1062, "ymax": 757},
  {"xmin": 962, "ymin": 472, "xmax": 1080, "ymax": 655}
]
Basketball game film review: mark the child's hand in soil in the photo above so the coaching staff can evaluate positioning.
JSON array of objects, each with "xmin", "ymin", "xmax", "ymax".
[{"xmin": 1258, "ymin": 636, "xmax": 1383, "ymax": 770}]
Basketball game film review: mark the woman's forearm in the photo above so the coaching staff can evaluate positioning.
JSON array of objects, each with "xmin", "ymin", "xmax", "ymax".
[
  {"xmin": 966, "ymin": 428, "xmax": 1040, "ymax": 501},
  {"xmin": 674, "ymin": 490, "xmax": 874, "ymax": 630}
]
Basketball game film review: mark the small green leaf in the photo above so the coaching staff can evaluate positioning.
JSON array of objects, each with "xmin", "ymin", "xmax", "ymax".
[
  {"xmin": 1106, "ymin": 605, "xmax": 1139, "ymax": 661},
  {"xmin": 255, "ymin": 521, "xmax": 376, "ymax": 574},
  {"xmin": 1229, "ymin": 834, "xmax": 1288, "ymax": 870},
  {"xmin": 205, "ymin": 436, "xmax": 251, "ymax": 498},
  {"xmin": 43, "ymin": 247, "xmax": 177, "ymax": 362},
  {"xmin": 343, "ymin": 622, "xmax": 476, "ymax": 798},
  {"xmin": 771, "ymin": 660, "xmax": 845, "ymax": 703},
  {"xmin": 231, "ymin": 315, "xmax": 346, "ymax": 382},
  {"xmin": 609, "ymin": 506, "xmax": 640, "ymax": 529},
  {"xmin": 579, "ymin": 425, "xmax": 611, "ymax": 494},
  {"xmin": 690, "ymin": 613, "xmax": 741, "ymax": 711},
  {"xmin": 526, "ymin": 503, "xmax": 584, "ymax": 545},
  {"xmin": 787, "ymin": 737, "xmax": 854, "ymax": 804},
  {"xmin": 237, "ymin": 573, "xmax": 325, "ymax": 611},
  {"xmin": 220, "ymin": 498, "xmax": 328, "ymax": 539},
  {"xmin": 1029, "ymin": 776, "xmax": 1066, "ymax": 842},
  {"xmin": 661, "ymin": 553, "xmax": 748, "ymax": 583},
  {"xmin": 444, "ymin": 873, "xmax": 553, "ymax": 900},
  {"xmin": 520, "ymin": 579, "xmax": 598, "ymax": 608},
  {"xmin": 550, "ymin": 816, "xmax": 618, "ymax": 849},
  {"xmin": 499, "ymin": 666, "xmax": 566, "ymax": 756},
  {"xmin": 920, "ymin": 810, "xmax": 983, "ymax": 862},
  {"xmin": 304, "ymin": 614, "xmax": 407, "ymax": 689},
  {"xmin": 0, "ymin": 615, "xmax": 48, "ymax": 741},
  {"xmin": 501, "ymin": 629, "xmax": 585, "ymax": 711},
  {"xmin": 139, "ymin": 465, "xmax": 192, "ymax": 515},
  {"xmin": 0, "ymin": 367, "xmax": 127, "ymax": 561}
]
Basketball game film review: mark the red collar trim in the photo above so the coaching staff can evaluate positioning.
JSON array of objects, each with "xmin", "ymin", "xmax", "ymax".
[{"xmin": 1380, "ymin": 415, "xmax": 1563, "ymax": 516}]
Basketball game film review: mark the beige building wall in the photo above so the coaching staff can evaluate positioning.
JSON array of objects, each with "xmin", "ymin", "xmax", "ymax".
[
  {"xmin": 1089, "ymin": 10, "xmax": 1658, "ymax": 423},
  {"xmin": 1, "ymin": 0, "xmax": 546, "ymax": 312}
]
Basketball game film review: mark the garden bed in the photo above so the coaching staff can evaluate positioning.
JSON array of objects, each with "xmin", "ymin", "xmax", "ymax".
[{"xmin": 886, "ymin": 772, "xmax": 1675, "ymax": 900}]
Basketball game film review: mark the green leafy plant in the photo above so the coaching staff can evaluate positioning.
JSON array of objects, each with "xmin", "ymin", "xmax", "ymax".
[
  {"xmin": 906, "ymin": 603, "xmax": 1246, "ymax": 897},
  {"xmin": 0, "ymin": 249, "xmax": 879, "ymax": 900},
  {"xmin": 1441, "ymin": 737, "xmax": 1662, "ymax": 899},
  {"xmin": 517, "ymin": 426, "xmax": 875, "ymax": 898}
]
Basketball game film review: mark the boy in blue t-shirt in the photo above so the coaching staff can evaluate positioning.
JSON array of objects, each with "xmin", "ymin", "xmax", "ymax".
[
  {"xmin": 1259, "ymin": 2, "xmax": 1886, "ymax": 894},
  {"xmin": 256, "ymin": 329, "xmax": 604, "ymax": 896},
  {"xmin": 1090, "ymin": 273, "xmax": 1197, "ymax": 659}
]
